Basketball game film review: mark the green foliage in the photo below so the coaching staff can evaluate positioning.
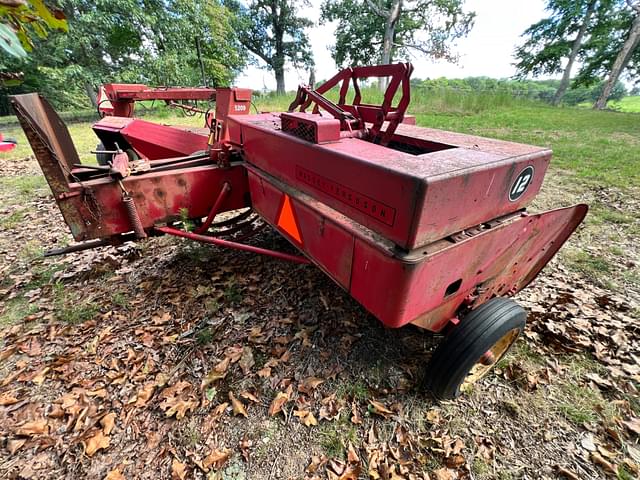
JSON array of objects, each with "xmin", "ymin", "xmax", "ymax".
[
  {"xmin": 0, "ymin": 0, "xmax": 67, "ymax": 57},
  {"xmin": 514, "ymin": 0, "xmax": 607, "ymax": 78},
  {"xmin": 0, "ymin": 0, "xmax": 247, "ymax": 114},
  {"xmin": 515, "ymin": 0, "xmax": 639, "ymax": 105},
  {"xmin": 225, "ymin": 0, "xmax": 313, "ymax": 93},
  {"xmin": 320, "ymin": 0, "xmax": 474, "ymax": 66},
  {"xmin": 574, "ymin": 2, "xmax": 640, "ymax": 87}
]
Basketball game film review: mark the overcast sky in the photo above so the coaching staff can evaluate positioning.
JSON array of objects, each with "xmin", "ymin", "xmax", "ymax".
[{"xmin": 235, "ymin": 0, "xmax": 550, "ymax": 90}]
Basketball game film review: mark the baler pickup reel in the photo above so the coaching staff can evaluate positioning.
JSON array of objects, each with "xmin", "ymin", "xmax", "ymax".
[{"xmin": 286, "ymin": 63, "xmax": 413, "ymax": 145}]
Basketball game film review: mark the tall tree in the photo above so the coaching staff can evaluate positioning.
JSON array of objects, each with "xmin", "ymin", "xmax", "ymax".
[
  {"xmin": 594, "ymin": 1, "xmax": 640, "ymax": 108},
  {"xmin": 1, "ymin": 0, "xmax": 247, "ymax": 112},
  {"xmin": 226, "ymin": 0, "xmax": 313, "ymax": 94},
  {"xmin": 320, "ymin": 0, "xmax": 474, "ymax": 88},
  {"xmin": 514, "ymin": 0, "xmax": 605, "ymax": 105}
]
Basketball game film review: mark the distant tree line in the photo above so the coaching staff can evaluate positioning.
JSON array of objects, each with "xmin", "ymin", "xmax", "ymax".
[
  {"xmin": 1, "ymin": 0, "xmax": 637, "ymax": 115},
  {"xmin": 411, "ymin": 77, "xmax": 629, "ymax": 106}
]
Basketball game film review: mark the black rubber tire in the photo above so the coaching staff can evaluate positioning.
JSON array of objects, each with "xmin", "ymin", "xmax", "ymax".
[
  {"xmin": 96, "ymin": 142, "xmax": 111, "ymax": 166},
  {"xmin": 424, "ymin": 297, "xmax": 526, "ymax": 400}
]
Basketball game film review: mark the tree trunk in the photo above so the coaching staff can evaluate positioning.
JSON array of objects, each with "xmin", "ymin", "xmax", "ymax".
[
  {"xmin": 594, "ymin": 7, "xmax": 640, "ymax": 109},
  {"xmin": 553, "ymin": 0, "xmax": 597, "ymax": 105},
  {"xmin": 308, "ymin": 68, "xmax": 315, "ymax": 88},
  {"xmin": 84, "ymin": 82, "xmax": 97, "ymax": 108},
  {"xmin": 378, "ymin": 0, "xmax": 403, "ymax": 91},
  {"xmin": 275, "ymin": 67, "xmax": 286, "ymax": 94}
]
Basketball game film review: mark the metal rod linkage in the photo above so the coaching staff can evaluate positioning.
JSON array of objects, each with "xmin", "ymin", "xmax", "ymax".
[
  {"xmin": 194, "ymin": 182, "xmax": 232, "ymax": 234},
  {"xmin": 154, "ymin": 226, "xmax": 311, "ymax": 265}
]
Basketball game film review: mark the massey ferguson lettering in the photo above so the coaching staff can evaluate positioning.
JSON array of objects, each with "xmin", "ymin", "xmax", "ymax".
[{"xmin": 295, "ymin": 166, "xmax": 396, "ymax": 226}]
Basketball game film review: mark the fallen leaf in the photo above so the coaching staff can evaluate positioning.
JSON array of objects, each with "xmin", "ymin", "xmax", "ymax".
[
  {"xmin": 105, "ymin": 468, "xmax": 126, "ymax": 480},
  {"xmin": 134, "ymin": 383, "xmax": 155, "ymax": 407},
  {"xmin": 202, "ymin": 357, "xmax": 231, "ymax": 389},
  {"xmin": 369, "ymin": 400, "xmax": 392, "ymax": 417},
  {"xmin": 433, "ymin": 467, "xmax": 456, "ymax": 480},
  {"xmin": 298, "ymin": 376, "xmax": 324, "ymax": 395},
  {"xmin": 211, "ymin": 402, "xmax": 229, "ymax": 420},
  {"xmin": 203, "ymin": 448, "xmax": 231, "ymax": 470},
  {"xmin": 269, "ymin": 391, "xmax": 290, "ymax": 417},
  {"xmin": 628, "ymin": 444, "xmax": 640, "ymax": 463},
  {"xmin": 160, "ymin": 397, "xmax": 198, "ymax": 419},
  {"xmin": 347, "ymin": 442, "xmax": 360, "ymax": 463},
  {"xmin": 623, "ymin": 418, "xmax": 640, "ymax": 436},
  {"xmin": 15, "ymin": 419, "xmax": 48, "ymax": 436},
  {"xmin": 306, "ymin": 455, "xmax": 327, "ymax": 474},
  {"xmin": 239, "ymin": 347, "xmax": 255, "ymax": 375},
  {"xmin": 32, "ymin": 367, "xmax": 50, "ymax": 385},
  {"xmin": 338, "ymin": 464, "xmax": 361, "ymax": 480},
  {"xmin": 580, "ymin": 433, "xmax": 596, "ymax": 452},
  {"xmin": 171, "ymin": 458, "xmax": 187, "ymax": 480},
  {"xmin": 229, "ymin": 391, "xmax": 248, "ymax": 417},
  {"xmin": 84, "ymin": 430, "xmax": 110, "ymax": 457},
  {"xmin": 591, "ymin": 452, "xmax": 616, "ymax": 475},
  {"xmin": 257, "ymin": 367, "xmax": 271, "ymax": 378},
  {"xmin": 293, "ymin": 409, "xmax": 318, "ymax": 426},
  {"xmin": 7, "ymin": 438, "xmax": 26, "ymax": 454},
  {"xmin": 0, "ymin": 391, "xmax": 19, "ymax": 406},
  {"xmin": 101, "ymin": 412, "xmax": 116, "ymax": 435},
  {"xmin": 350, "ymin": 402, "xmax": 362, "ymax": 425},
  {"xmin": 240, "ymin": 391, "xmax": 259, "ymax": 403}
]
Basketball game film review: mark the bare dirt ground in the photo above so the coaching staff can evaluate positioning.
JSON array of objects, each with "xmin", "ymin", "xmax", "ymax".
[{"xmin": 0, "ymin": 147, "xmax": 639, "ymax": 479}]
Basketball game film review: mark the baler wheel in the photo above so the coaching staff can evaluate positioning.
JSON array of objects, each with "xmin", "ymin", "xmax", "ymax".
[
  {"xmin": 96, "ymin": 142, "xmax": 111, "ymax": 166},
  {"xmin": 424, "ymin": 297, "xmax": 526, "ymax": 400}
]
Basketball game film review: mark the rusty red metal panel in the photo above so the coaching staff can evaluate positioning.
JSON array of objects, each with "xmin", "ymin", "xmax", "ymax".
[
  {"xmin": 349, "ymin": 205, "xmax": 587, "ymax": 331},
  {"xmin": 242, "ymin": 161, "xmax": 586, "ymax": 332},
  {"xmin": 230, "ymin": 114, "xmax": 552, "ymax": 250},
  {"xmin": 116, "ymin": 119, "xmax": 209, "ymax": 159},
  {"xmin": 247, "ymin": 167, "xmax": 354, "ymax": 288},
  {"xmin": 60, "ymin": 165, "xmax": 249, "ymax": 241}
]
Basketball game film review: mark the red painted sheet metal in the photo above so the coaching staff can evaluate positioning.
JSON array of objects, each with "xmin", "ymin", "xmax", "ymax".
[
  {"xmin": 233, "ymin": 114, "xmax": 417, "ymax": 246},
  {"xmin": 245, "ymin": 164, "xmax": 586, "ymax": 332},
  {"xmin": 248, "ymin": 168, "xmax": 354, "ymax": 288},
  {"xmin": 63, "ymin": 164, "xmax": 248, "ymax": 241},
  {"xmin": 350, "ymin": 205, "xmax": 587, "ymax": 331},
  {"xmin": 121, "ymin": 119, "xmax": 210, "ymax": 159},
  {"xmin": 230, "ymin": 114, "xmax": 551, "ymax": 250}
]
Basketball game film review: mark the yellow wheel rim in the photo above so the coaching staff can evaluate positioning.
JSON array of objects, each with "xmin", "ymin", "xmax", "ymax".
[{"xmin": 460, "ymin": 328, "xmax": 520, "ymax": 392}]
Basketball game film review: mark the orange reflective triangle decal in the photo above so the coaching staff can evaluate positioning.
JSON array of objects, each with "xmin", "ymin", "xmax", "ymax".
[{"xmin": 277, "ymin": 194, "xmax": 303, "ymax": 244}]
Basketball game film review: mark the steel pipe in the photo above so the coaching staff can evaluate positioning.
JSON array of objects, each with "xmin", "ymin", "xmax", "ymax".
[
  {"xmin": 194, "ymin": 182, "xmax": 232, "ymax": 234},
  {"xmin": 154, "ymin": 225, "xmax": 311, "ymax": 265}
]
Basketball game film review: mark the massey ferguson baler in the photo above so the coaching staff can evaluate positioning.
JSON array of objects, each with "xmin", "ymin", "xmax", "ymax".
[{"xmin": 11, "ymin": 63, "xmax": 587, "ymax": 399}]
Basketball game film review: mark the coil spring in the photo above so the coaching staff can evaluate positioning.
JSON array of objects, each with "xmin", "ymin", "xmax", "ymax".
[{"xmin": 123, "ymin": 195, "xmax": 147, "ymax": 239}]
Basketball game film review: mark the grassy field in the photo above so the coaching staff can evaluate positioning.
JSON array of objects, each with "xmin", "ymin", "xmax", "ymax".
[
  {"xmin": 610, "ymin": 95, "xmax": 640, "ymax": 112},
  {"xmin": 0, "ymin": 91, "xmax": 639, "ymax": 478}
]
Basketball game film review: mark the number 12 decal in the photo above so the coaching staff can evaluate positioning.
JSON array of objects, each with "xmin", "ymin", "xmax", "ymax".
[{"xmin": 509, "ymin": 166, "xmax": 534, "ymax": 202}]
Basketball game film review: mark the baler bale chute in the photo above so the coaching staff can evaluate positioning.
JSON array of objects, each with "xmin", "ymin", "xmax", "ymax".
[{"xmin": 11, "ymin": 63, "xmax": 587, "ymax": 399}]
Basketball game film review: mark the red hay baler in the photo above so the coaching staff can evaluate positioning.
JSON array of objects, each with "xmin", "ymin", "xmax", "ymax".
[{"xmin": 11, "ymin": 63, "xmax": 587, "ymax": 399}]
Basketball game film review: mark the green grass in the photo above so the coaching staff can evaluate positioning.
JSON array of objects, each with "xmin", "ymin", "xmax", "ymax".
[
  {"xmin": 317, "ymin": 416, "xmax": 357, "ymax": 459},
  {"xmin": 0, "ymin": 296, "xmax": 38, "ymax": 327},
  {"xmin": 0, "ymin": 175, "xmax": 48, "ymax": 201},
  {"xmin": 609, "ymin": 95, "xmax": 640, "ymax": 112},
  {"xmin": 52, "ymin": 282, "xmax": 100, "ymax": 324}
]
